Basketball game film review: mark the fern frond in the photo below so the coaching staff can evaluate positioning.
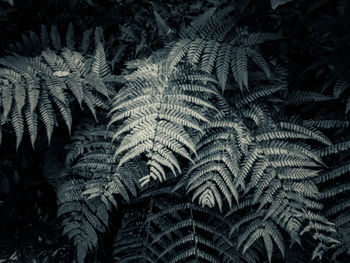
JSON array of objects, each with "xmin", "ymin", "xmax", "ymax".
[
  {"xmin": 235, "ymin": 46, "xmax": 249, "ymax": 90},
  {"xmin": 167, "ymin": 6, "xmax": 277, "ymax": 93},
  {"xmin": 285, "ymin": 91, "xmax": 334, "ymax": 105},
  {"xmin": 247, "ymin": 48, "xmax": 271, "ymax": 79},
  {"xmin": 304, "ymin": 119, "xmax": 350, "ymax": 129},
  {"xmin": 187, "ymin": 38, "xmax": 207, "ymax": 66},
  {"xmin": 317, "ymin": 140, "xmax": 350, "ymax": 157},
  {"xmin": 24, "ymin": 105, "xmax": 38, "ymax": 148},
  {"xmin": 57, "ymin": 179, "xmax": 108, "ymax": 263},
  {"xmin": 237, "ymin": 220, "xmax": 285, "ymax": 263},
  {"xmin": 321, "ymin": 184, "xmax": 350, "ymax": 198},
  {"xmin": 216, "ymin": 43, "xmax": 232, "ymax": 92},
  {"xmin": 279, "ymin": 121, "xmax": 332, "ymax": 146},
  {"xmin": 201, "ymin": 40, "xmax": 220, "ymax": 74},
  {"xmin": 154, "ymin": 10, "xmax": 174, "ymax": 42},
  {"xmin": 316, "ymin": 163, "xmax": 350, "ymax": 183},
  {"xmin": 167, "ymin": 39, "xmax": 192, "ymax": 73},
  {"xmin": 238, "ymin": 86, "xmax": 283, "ymax": 106},
  {"xmin": 11, "ymin": 107, "xmax": 24, "ymax": 150},
  {"xmin": 110, "ymin": 61, "xmax": 219, "ymax": 186},
  {"xmin": 92, "ymin": 42, "xmax": 109, "ymax": 77},
  {"xmin": 0, "ymin": 43, "xmax": 112, "ymax": 147}
]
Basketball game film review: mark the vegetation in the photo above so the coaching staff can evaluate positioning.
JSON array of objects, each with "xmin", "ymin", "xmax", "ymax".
[{"xmin": 0, "ymin": 0, "xmax": 349, "ymax": 262}]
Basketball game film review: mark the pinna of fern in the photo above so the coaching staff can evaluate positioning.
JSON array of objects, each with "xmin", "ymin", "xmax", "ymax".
[{"xmin": 0, "ymin": 39, "xmax": 114, "ymax": 149}]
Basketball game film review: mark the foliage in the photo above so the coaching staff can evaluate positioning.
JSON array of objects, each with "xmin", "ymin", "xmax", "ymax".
[
  {"xmin": 0, "ymin": 0, "xmax": 349, "ymax": 263},
  {"xmin": 0, "ymin": 25, "xmax": 115, "ymax": 149}
]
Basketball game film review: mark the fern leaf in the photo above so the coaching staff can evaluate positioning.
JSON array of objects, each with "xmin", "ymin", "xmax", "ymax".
[
  {"xmin": 14, "ymin": 82, "xmax": 26, "ymax": 113},
  {"xmin": 94, "ymin": 27, "xmax": 104, "ymax": 46},
  {"xmin": 24, "ymin": 106, "xmax": 38, "ymax": 148},
  {"xmin": 285, "ymin": 91, "xmax": 334, "ymax": 105},
  {"xmin": 236, "ymin": 46, "xmax": 249, "ymax": 90},
  {"xmin": 61, "ymin": 49, "xmax": 86, "ymax": 75},
  {"xmin": 46, "ymin": 76, "xmax": 67, "ymax": 103},
  {"xmin": 1, "ymin": 83, "xmax": 13, "ymax": 121},
  {"xmin": 216, "ymin": 43, "xmax": 232, "ymax": 92},
  {"xmin": 83, "ymin": 87, "xmax": 98, "ymax": 121},
  {"xmin": 238, "ymin": 86, "xmax": 283, "ymax": 106},
  {"xmin": 201, "ymin": 40, "xmax": 220, "ymax": 74},
  {"xmin": 167, "ymin": 39, "xmax": 192, "ymax": 73},
  {"xmin": 92, "ymin": 42, "xmax": 109, "ymax": 77},
  {"xmin": 65, "ymin": 74, "xmax": 84, "ymax": 106},
  {"xmin": 321, "ymin": 184, "xmax": 350, "ymax": 198},
  {"xmin": 280, "ymin": 122, "xmax": 332, "ymax": 146},
  {"xmin": 11, "ymin": 107, "xmax": 24, "ymax": 150},
  {"xmin": 255, "ymin": 131, "xmax": 311, "ymax": 142},
  {"xmin": 317, "ymin": 163, "xmax": 350, "ymax": 183},
  {"xmin": 317, "ymin": 140, "xmax": 350, "ymax": 157},
  {"xmin": 304, "ymin": 119, "xmax": 350, "ymax": 129},
  {"xmin": 187, "ymin": 38, "xmax": 206, "ymax": 65},
  {"xmin": 54, "ymin": 97, "xmax": 72, "ymax": 133},
  {"xmin": 38, "ymin": 90, "xmax": 55, "ymax": 144},
  {"xmin": 110, "ymin": 62, "xmax": 218, "ymax": 186},
  {"xmin": 248, "ymin": 48, "xmax": 271, "ymax": 79},
  {"xmin": 27, "ymin": 82, "xmax": 40, "ymax": 115},
  {"xmin": 154, "ymin": 10, "xmax": 174, "ymax": 41}
]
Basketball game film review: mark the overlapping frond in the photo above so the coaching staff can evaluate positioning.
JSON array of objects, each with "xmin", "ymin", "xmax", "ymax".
[
  {"xmin": 0, "ymin": 43, "xmax": 114, "ymax": 148},
  {"xmin": 166, "ymin": 6, "xmax": 280, "ymax": 92},
  {"xmin": 57, "ymin": 178, "xmax": 109, "ymax": 263},
  {"xmin": 58, "ymin": 124, "xmax": 147, "ymax": 263},
  {"xmin": 221, "ymin": 114, "xmax": 337, "ymax": 261},
  {"xmin": 178, "ymin": 118, "xmax": 251, "ymax": 211},
  {"xmin": 113, "ymin": 190, "xmax": 240, "ymax": 263},
  {"xmin": 306, "ymin": 119, "xmax": 350, "ymax": 260}
]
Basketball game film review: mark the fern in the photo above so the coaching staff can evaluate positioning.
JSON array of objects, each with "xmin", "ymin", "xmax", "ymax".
[
  {"xmin": 154, "ymin": 10, "xmax": 175, "ymax": 42},
  {"xmin": 166, "ymin": 6, "xmax": 280, "ymax": 92},
  {"xmin": 113, "ymin": 207, "xmax": 159, "ymax": 262},
  {"xmin": 284, "ymin": 91, "xmax": 335, "ymax": 105},
  {"xmin": 236, "ymin": 220, "xmax": 285, "ymax": 263},
  {"xmin": 57, "ymin": 124, "xmax": 147, "ymax": 263},
  {"xmin": 222, "ymin": 111, "xmax": 336, "ymax": 261},
  {"xmin": 109, "ymin": 61, "xmax": 220, "ymax": 187},
  {"xmin": 0, "ymin": 42, "xmax": 114, "ymax": 148},
  {"xmin": 113, "ymin": 188, "xmax": 241, "ymax": 263},
  {"xmin": 306, "ymin": 117, "xmax": 350, "ymax": 260},
  {"xmin": 57, "ymin": 178, "xmax": 109, "ymax": 263},
  {"xmin": 177, "ymin": 118, "xmax": 250, "ymax": 211}
]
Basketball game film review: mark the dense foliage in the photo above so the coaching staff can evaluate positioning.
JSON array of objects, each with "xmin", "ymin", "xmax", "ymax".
[{"xmin": 0, "ymin": 0, "xmax": 350, "ymax": 262}]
